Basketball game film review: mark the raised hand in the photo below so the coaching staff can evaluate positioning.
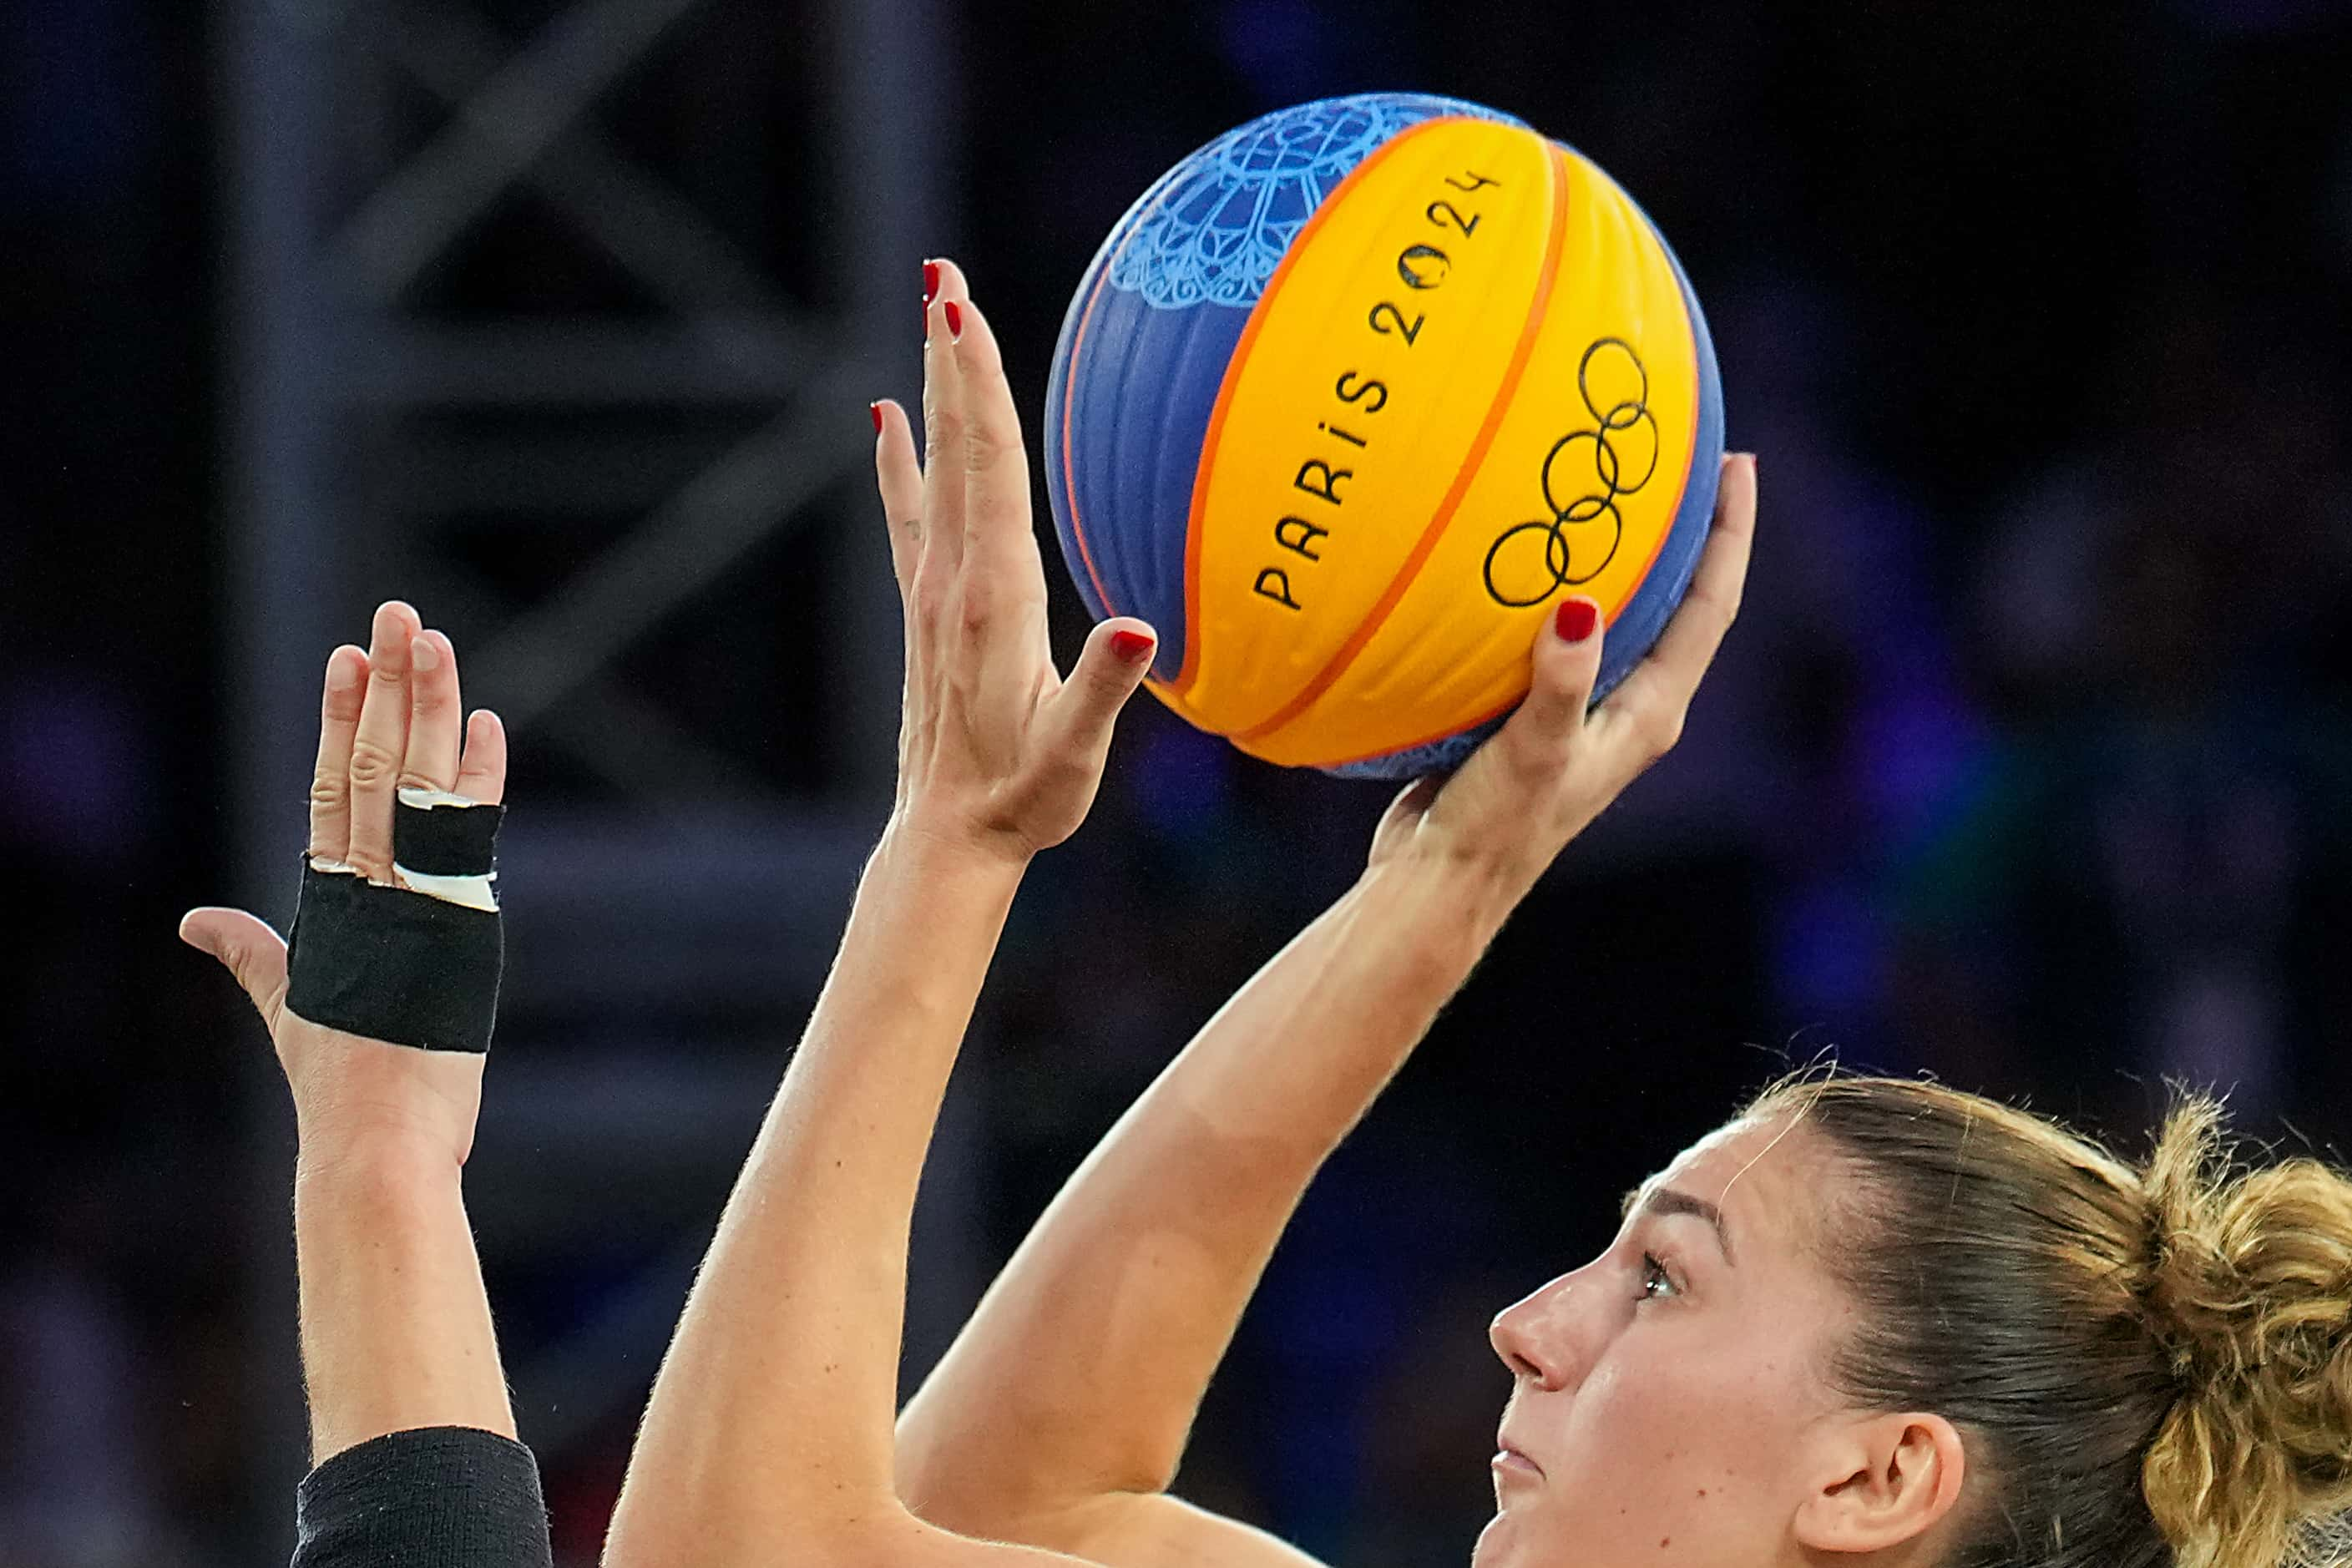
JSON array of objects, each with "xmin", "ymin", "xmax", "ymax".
[
  {"xmin": 870, "ymin": 259, "xmax": 1158, "ymax": 865},
  {"xmin": 180, "ymin": 599, "xmax": 508, "ymax": 1168},
  {"xmin": 1370, "ymin": 452, "xmax": 1758, "ymax": 895}
]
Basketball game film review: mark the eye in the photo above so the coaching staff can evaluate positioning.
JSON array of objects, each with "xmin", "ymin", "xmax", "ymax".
[{"xmin": 1638, "ymin": 1251, "xmax": 1681, "ymax": 1302}]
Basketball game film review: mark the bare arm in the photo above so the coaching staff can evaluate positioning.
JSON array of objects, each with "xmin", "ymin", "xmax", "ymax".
[
  {"xmin": 604, "ymin": 263, "xmax": 1159, "ymax": 1568},
  {"xmin": 895, "ymin": 854, "xmax": 1505, "ymax": 1562},
  {"xmin": 184, "ymin": 601, "xmax": 518, "ymax": 1463},
  {"xmin": 899, "ymin": 458, "xmax": 1758, "ymax": 1567}
]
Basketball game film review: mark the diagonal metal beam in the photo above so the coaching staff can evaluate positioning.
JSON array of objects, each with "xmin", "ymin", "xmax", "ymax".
[
  {"xmin": 404, "ymin": 564, "xmax": 787, "ymax": 803},
  {"xmin": 468, "ymin": 365, "xmax": 877, "ymax": 731},
  {"xmin": 335, "ymin": 0, "xmax": 711, "ymax": 301},
  {"xmin": 343, "ymin": 316, "xmax": 817, "ymax": 406},
  {"xmin": 376, "ymin": 1, "xmax": 785, "ymax": 315}
]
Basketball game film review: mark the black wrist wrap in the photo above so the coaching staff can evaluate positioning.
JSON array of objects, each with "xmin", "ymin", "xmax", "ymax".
[{"xmin": 285, "ymin": 797, "xmax": 506, "ymax": 1054}]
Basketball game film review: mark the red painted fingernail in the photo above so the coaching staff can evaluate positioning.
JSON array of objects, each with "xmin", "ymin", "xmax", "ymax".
[
  {"xmin": 923, "ymin": 260, "xmax": 940, "ymax": 306},
  {"xmin": 1555, "ymin": 599, "xmax": 1598, "ymax": 643},
  {"xmin": 869, "ymin": 400, "xmax": 884, "ymax": 434},
  {"xmin": 943, "ymin": 301, "xmax": 964, "ymax": 341},
  {"xmin": 1110, "ymin": 629, "xmax": 1155, "ymax": 661}
]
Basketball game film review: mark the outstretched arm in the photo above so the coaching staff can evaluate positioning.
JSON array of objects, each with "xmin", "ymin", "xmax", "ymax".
[
  {"xmin": 187, "ymin": 602, "xmax": 549, "ymax": 1568},
  {"xmin": 898, "ymin": 458, "xmax": 1758, "ymax": 1568},
  {"xmin": 604, "ymin": 263, "xmax": 1159, "ymax": 1568},
  {"xmin": 186, "ymin": 600, "xmax": 515, "ymax": 1462}
]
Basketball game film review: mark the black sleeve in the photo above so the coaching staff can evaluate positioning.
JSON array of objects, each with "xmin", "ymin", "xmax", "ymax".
[{"xmin": 291, "ymin": 1426, "xmax": 554, "ymax": 1568}]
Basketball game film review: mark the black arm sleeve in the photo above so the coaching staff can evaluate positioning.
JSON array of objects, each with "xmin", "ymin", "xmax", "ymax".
[{"xmin": 291, "ymin": 1427, "xmax": 554, "ymax": 1568}]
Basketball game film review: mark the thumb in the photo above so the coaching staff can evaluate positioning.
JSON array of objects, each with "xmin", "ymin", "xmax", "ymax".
[
  {"xmin": 1046, "ymin": 617, "xmax": 1159, "ymax": 766},
  {"xmin": 180, "ymin": 907, "xmax": 290, "ymax": 1027}
]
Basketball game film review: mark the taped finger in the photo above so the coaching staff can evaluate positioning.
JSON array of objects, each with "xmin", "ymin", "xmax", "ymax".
[{"xmin": 453, "ymin": 709, "xmax": 508, "ymax": 807}]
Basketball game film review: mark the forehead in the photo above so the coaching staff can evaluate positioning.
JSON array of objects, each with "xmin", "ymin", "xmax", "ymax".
[{"xmin": 1636, "ymin": 1116, "xmax": 1819, "ymax": 1245}]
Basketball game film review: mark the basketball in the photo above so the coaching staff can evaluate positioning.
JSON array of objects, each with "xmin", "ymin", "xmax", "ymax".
[{"xmin": 1044, "ymin": 92, "xmax": 1724, "ymax": 777}]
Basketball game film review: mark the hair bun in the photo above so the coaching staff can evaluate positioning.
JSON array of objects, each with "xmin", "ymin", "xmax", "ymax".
[{"xmin": 2138, "ymin": 1098, "xmax": 2352, "ymax": 1568}]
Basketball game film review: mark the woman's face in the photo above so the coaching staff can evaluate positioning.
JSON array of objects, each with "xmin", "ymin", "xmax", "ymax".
[{"xmin": 1475, "ymin": 1116, "xmax": 1860, "ymax": 1568}]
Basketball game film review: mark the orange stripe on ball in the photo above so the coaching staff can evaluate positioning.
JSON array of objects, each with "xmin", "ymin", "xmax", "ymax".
[
  {"xmin": 1232, "ymin": 140, "xmax": 1573, "ymax": 747},
  {"xmin": 1170, "ymin": 117, "xmax": 1459, "ymax": 703}
]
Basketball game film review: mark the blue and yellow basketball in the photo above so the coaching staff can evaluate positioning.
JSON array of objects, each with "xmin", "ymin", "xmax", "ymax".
[{"xmin": 1044, "ymin": 93, "xmax": 1723, "ymax": 777}]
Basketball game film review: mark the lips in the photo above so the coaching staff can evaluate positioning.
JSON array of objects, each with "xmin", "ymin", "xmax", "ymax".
[{"xmin": 1493, "ymin": 1435, "xmax": 1545, "ymax": 1480}]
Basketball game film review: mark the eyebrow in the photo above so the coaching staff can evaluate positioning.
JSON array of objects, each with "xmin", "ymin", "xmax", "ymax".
[{"xmin": 1621, "ymin": 1184, "xmax": 1737, "ymax": 1266}]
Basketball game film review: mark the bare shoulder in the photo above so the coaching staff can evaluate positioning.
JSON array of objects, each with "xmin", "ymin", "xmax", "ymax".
[
  {"xmin": 835, "ymin": 1513, "xmax": 1106, "ymax": 1568},
  {"xmin": 873, "ymin": 1492, "xmax": 1328, "ymax": 1568},
  {"xmin": 1037, "ymin": 1493, "xmax": 1333, "ymax": 1568}
]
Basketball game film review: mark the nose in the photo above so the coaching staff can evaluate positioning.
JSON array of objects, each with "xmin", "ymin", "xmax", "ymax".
[{"xmin": 1489, "ymin": 1273, "xmax": 1583, "ymax": 1391}]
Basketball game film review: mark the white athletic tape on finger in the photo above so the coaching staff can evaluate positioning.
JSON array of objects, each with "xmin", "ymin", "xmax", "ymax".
[{"xmin": 391, "ymin": 786, "xmax": 500, "ymax": 911}]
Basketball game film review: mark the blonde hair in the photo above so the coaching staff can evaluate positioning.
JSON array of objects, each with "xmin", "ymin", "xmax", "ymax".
[{"xmin": 1743, "ymin": 1075, "xmax": 2352, "ymax": 1568}]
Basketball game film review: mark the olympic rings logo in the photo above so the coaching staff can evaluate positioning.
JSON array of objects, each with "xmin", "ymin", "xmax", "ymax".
[{"xmin": 1481, "ymin": 338, "xmax": 1657, "ymax": 608}]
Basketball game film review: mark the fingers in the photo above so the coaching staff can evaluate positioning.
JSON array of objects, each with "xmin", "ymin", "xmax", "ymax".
[
  {"xmin": 945, "ymin": 296, "xmax": 1036, "ymax": 582},
  {"xmin": 1593, "ymin": 452, "xmax": 1756, "ymax": 769},
  {"xmin": 179, "ymin": 907, "xmax": 289, "ymax": 1029},
  {"xmin": 919, "ymin": 258, "xmax": 973, "ymax": 579},
  {"xmin": 345, "ymin": 600, "xmax": 422, "ymax": 880},
  {"xmin": 873, "ymin": 397, "xmax": 923, "ymax": 601},
  {"xmin": 1039, "ymin": 619, "xmax": 1158, "ymax": 776},
  {"xmin": 307, "ymin": 645, "xmax": 368, "ymax": 863},
  {"xmin": 453, "ymin": 709, "xmax": 508, "ymax": 806},
  {"xmin": 1489, "ymin": 595, "xmax": 1606, "ymax": 777},
  {"xmin": 400, "ymin": 629, "xmax": 465, "ymax": 794}
]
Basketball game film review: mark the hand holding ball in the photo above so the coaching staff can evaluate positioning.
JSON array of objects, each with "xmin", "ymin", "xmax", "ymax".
[{"xmin": 1044, "ymin": 93, "xmax": 1723, "ymax": 776}]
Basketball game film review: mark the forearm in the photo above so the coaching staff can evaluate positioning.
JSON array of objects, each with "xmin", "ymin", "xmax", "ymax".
[
  {"xmin": 609, "ymin": 826, "xmax": 1024, "ymax": 1564},
  {"xmin": 899, "ymin": 850, "xmax": 1515, "ymax": 1528},
  {"xmin": 292, "ymin": 1135, "xmax": 514, "ymax": 1464}
]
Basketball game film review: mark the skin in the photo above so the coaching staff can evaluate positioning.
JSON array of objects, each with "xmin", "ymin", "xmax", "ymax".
[
  {"xmin": 1484, "ymin": 1115, "xmax": 1963, "ymax": 1566},
  {"xmin": 181, "ymin": 602, "xmax": 517, "ymax": 1463}
]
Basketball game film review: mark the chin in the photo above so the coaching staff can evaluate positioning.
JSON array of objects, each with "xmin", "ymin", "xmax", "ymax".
[{"xmin": 1473, "ymin": 1505, "xmax": 1535, "ymax": 1568}]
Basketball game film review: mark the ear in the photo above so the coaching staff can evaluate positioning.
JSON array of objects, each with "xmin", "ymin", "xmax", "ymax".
[{"xmin": 1791, "ymin": 1411, "xmax": 1968, "ymax": 1554}]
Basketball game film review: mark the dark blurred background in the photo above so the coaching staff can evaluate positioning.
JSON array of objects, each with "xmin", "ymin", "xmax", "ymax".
[{"xmin": 7, "ymin": 0, "xmax": 2352, "ymax": 1561}]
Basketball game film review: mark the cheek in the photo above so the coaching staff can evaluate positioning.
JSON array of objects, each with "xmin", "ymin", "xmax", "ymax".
[{"xmin": 1557, "ymin": 1323, "xmax": 1813, "ymax": 1499}]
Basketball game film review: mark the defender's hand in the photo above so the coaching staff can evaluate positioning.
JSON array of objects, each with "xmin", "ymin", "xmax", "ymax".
[
  {"xmin": 180, "ymin": 600, "xmax": 508, "ymax": 1168},
  {"xmin": 1369, "ymin": 453, "xmax": 1757, "ymax": 902},
  {"xmin": 871, "ymin": 259, "xmax": 1157, "ymax": 864}
]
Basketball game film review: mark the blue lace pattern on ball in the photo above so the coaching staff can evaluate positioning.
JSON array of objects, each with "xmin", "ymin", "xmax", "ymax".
[
  {"xmin": 1322, "ymin": 713, "xmax": 1505, "ymax": 781},
  {"xmin": 1109, "ymin": 93, "xmax": 1518, "ymax": 311}
]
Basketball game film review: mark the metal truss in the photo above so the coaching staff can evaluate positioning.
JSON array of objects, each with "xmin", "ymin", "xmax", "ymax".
[{"xmin": 223, "ymin": 0, "xmax": 969, "ymax": 1535}]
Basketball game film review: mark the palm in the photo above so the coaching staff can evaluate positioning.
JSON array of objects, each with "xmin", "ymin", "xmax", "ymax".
[{"xmin": 281, "ymin": 1019, "xmax": 487, "ymax": 1167}]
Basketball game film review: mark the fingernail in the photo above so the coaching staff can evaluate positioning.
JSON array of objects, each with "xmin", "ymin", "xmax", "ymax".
[
  {"xmin": 869, "ymin": 400, "xmax": 884, "ymax": 434},
  {"xmin": 1554, "ymin": 599, "xmax": 1598, "ymax": 643},
  {"xmin": 923, "ymin": 260, "xmax": 940, "ymax": 306},
  {"xmin": 412, "ymin": 634, "xmax": 441, "ymax": 670},
  {"xmin": 943, "ymin": 301, "xmax": 964, "ymax": 341},
  {"xmin": 327, "ymin": 650, "xmax": 361, "ymax": 689},
  {"xmin": 1110, "ymin": 629, "xmax": 1155, "ymax": 661}
]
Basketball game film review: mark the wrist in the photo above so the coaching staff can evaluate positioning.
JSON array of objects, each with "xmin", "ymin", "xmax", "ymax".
[
  {"xmin": 1358, "ymin": 844, "xmax": 1529, "ymax": 953},
  {"xmin": 876, "ymin": 807, "xmax": 1038, "ymax": 885},
  {"xmin": 294, "ymin": 1119, "xmax": 467, "ymax": 1196}
]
